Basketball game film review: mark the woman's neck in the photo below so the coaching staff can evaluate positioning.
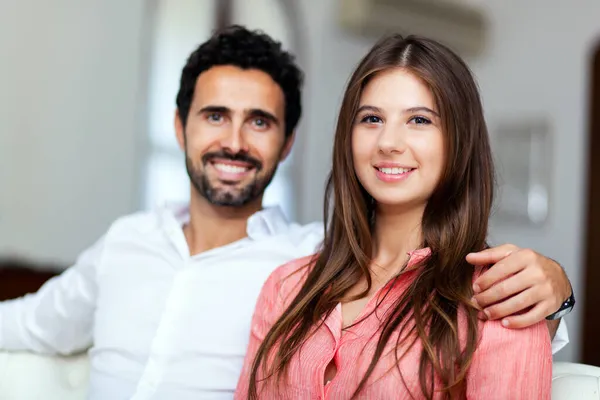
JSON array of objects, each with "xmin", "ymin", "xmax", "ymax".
[{"xmin": 371, "ymin": 204, "xmax": 424, "ymax": 277}]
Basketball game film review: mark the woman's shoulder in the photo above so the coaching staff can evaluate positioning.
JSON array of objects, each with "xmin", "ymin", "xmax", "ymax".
[
  {"xmin": 468, "ymin": 267, "xmax": 550, "ymax": 349},
  {"xmin": 275, "ymin": 254, "xmax": 317, "ymax": 275},
  {"xmin": 264, "ymin": 254, "xmax": 319, "ymax": 304}
]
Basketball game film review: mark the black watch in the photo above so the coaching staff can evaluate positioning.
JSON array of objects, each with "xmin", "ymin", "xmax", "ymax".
[{"xmin": 546, "ymin": 291, "xmax": 575, "ymax": 320}]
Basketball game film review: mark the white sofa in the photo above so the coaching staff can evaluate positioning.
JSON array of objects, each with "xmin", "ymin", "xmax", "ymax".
[
  {"xmin": 0, "ymin": 351, "xmax": 89, "ymax": 400},
  {"xmin": 553, "ymin": 361, "xmax": 600, "ymax": 399},
  {"xmin": 0, "ymin": 352, "xmax": 598, "ymax": 399}
]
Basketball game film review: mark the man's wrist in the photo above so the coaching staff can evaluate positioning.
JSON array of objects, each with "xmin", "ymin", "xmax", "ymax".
[{"xmin": 546, "ymin": 290, "xmax": 575, "ymax": 320}]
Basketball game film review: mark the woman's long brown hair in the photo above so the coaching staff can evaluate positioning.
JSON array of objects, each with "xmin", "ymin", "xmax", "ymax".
[{"xmin": 248, "ymin": 34, "xmax": 495, "ymax": 399}]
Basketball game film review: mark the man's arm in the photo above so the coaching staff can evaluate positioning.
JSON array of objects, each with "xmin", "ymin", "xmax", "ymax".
[
  {"xmin": 547, "ymin": 319, "xmax": 560, "ymax": 339},
  {"xmin": 549, "ymin": 318, "xmax": 570, "ymax": 354},
  {"xmin": 466, "ymin": 244, "xmax": 572, "ymax": 354},
  {"xmin": 0, "ymin": 237, "xmax": 103, "ymax": 355}
]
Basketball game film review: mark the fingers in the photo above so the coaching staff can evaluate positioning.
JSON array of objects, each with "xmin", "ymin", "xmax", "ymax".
[
  {"xmin": 473, "ymin": 273, "xmax": 531, "ymax": 309},
  {"xmin": 466, "ymin": 244, "xmax": 519, "ymax": 266},
  {"xmin": 499, "ymin": 303, "xmax": 548, "ymax": 329},
  {"xmin": 478, "ymin": 288, "xmax": 536, "ymax": 321},
  {"xmin": 467, "ymin": 244, "xmax": 569, "ymax": 330},
  {"xmin": 473, "ymin": 257, "xmax": 524, "ymax": 293}
]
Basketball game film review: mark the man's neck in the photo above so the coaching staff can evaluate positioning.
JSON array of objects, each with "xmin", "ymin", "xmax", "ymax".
[{"xmin": 183, "ymin": 190, "xmax": 263, "ymax": 255}]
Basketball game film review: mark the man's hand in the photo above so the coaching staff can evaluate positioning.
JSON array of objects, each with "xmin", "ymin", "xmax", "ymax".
[{"xmin": 467, "ymin": 244, "xmax": 571, "ymax": 329}]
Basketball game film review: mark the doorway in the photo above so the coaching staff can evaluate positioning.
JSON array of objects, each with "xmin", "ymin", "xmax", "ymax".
[{"xmin": 582, "ymin": 42, "xmax": 600, "ymax": 366}]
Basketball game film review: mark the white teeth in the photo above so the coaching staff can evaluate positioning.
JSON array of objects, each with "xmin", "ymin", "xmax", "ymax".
[
  {"xmin": 214, "ymin": 163, "xmax": 248, "ymax": 174},
  {"xmin": 378, "ymin": 167, "xmax": 412, "ymax": 175}
]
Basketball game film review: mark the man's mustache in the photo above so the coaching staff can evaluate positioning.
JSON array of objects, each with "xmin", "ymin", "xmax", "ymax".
[{"xmin": 201, "ymin": 151, "xmax": 262, "ymax": 170}]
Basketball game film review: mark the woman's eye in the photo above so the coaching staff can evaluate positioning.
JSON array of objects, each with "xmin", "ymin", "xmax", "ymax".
[
  {"xmin": 360, "ymin": 115, "xmax": 382, "ymax": 124},
  {"xmin": 410, "ymin": 116, "xmax": 431, "ymax": 125}
]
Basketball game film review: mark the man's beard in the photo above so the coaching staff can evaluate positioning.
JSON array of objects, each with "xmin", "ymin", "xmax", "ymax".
[{"xmin": 186, "ymin": 150, "xmax": 278, "ymax": 207}]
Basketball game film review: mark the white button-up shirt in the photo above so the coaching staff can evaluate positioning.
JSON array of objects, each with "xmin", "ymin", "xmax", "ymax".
[{"xmin": 0, "ymin": 205, "xmax": 568, "ymax": 399}]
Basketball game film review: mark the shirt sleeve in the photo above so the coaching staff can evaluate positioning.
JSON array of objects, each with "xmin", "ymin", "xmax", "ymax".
[
  {"xmin": 466, "ymin": 318, "xmax": 552, "ymax": 399},
  {"xmin": 0, "ymin": 236, "xmax": 104, "ymax": 355},
  {"xmin": 551, "ymin": 318, "xmax": 569, "ymax": 354},
  {"xmin": 234, "ymin": 265, "xmax": 284, "ymax": 400}
]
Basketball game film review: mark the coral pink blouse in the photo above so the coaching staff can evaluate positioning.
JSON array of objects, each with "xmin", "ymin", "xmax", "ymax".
[{"xmin": 235, "ymin": 249, "xmax": 552, "ymax": 399}]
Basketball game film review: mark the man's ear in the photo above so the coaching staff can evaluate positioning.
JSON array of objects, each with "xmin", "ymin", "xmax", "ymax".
[
  {"xmin": 174, "ymin": 110, "xmax": 185, "ymax": 151},
  {"xmin": 279, "ymin": 131, "xmax": 296, "ymax": 161}
]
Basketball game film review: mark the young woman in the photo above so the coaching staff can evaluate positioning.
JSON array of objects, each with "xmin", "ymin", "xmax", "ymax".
[{"xmin": 235, "ymin": 34, "xmax": 551, "ymax": 399}]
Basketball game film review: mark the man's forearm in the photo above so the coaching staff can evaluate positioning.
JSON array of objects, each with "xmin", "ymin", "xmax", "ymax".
[{"xmin": 547, "ymin": 319, "xmax": 560, "ymax": 339}]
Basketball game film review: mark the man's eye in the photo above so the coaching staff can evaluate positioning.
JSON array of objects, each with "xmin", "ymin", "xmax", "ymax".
[
  {"xmin": 207, "ymin": 113, "xmax": 222, "ymax": 122},
  {"xmin": 253, "ymin": 118, "xmax": 270, "ymax": 129}
]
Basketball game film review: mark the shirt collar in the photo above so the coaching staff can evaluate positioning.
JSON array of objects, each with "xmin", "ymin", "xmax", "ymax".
[
  {"xmin": 404, "ymin": 247, "xmax": 432, "ymax": 272},
  {"xmin": 163, "ymin": 203, "xmax": 292, "ymax": 241},
  {"xmin": 246, "ymin": 206, "xmax": 291, "ymax": 239}
]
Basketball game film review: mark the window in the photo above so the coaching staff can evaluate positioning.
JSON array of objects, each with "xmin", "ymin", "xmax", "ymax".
[
  {"xmin": 144, "ymin": 0, "xmax": 215, "ymax": 210},
  {"xmin": 144, "ymin": 0, "xmax": 301, "ymax": 221}
]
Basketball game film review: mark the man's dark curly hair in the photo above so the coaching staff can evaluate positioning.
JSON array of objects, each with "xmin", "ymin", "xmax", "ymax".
[{"xmin": 176, "ymin": 25, "xmax": 303, "ymax": 138}]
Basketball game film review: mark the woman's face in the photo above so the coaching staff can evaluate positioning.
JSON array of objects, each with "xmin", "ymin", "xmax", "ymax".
[{"xmin": 352, "ymin": 68, "xmax": 445, "ymax": 212}]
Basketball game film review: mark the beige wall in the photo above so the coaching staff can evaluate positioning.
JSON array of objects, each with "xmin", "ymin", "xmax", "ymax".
[{"xmin": 0, "ymin": 0, "xmax": 150, "ymax": 264}]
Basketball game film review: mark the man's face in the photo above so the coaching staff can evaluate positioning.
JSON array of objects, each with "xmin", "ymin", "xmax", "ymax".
[{"xmin": 175, "ymin": 65, "xmax": 293, "ymax": 207}]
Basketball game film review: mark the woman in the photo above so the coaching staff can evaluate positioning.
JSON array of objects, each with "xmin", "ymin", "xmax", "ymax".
[{"xmin": 235, "ymin": 34, "xmax": 551, "ymax": 399}]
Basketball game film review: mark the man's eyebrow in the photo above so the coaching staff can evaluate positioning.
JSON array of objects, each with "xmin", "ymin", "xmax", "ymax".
[{"xmin": 198, "ymin": 105, "xmax": 230, "ymax": 115}]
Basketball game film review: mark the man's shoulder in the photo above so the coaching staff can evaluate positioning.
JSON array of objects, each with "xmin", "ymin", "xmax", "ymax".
[
  {"xmin": 71, "ymin": 210, "xmax": 162, "ymax": 265},
  {"xmin": 267, "ymin": 221, "xmax": 324, "ymax": 257},
  {"xmin": 296, "ymin": 221, "xmax": 325, "ymax": 233},
  {"xmin": 107, "ymin": 209, "xmax": 162, "ymax": 234},
  {"xmin": 100, "ymin": 207, "xmax": 178, "ymax": 246},
  {"xmin": 278, "ymin": 220, "xmax": 324, "ymax": 241}
]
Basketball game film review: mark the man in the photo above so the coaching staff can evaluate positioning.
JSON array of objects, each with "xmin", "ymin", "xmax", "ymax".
[{"xmin": 0, "ymin": 26, "xmax": 572, "ymax": 399}]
